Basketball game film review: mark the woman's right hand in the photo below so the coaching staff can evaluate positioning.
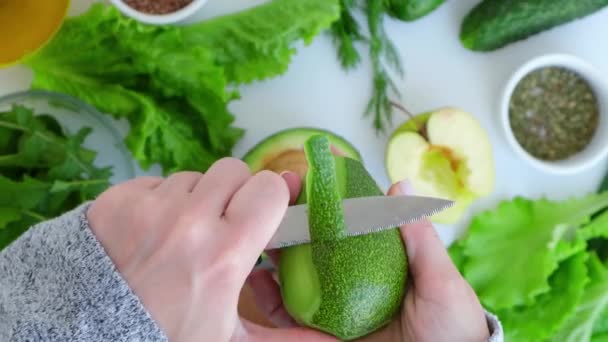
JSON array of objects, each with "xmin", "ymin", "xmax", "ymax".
[{"xmin": 247, "ymin": 180, "xmax": 491, "ymax": 342}]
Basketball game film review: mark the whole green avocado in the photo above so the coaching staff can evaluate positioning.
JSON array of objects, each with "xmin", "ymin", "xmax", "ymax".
[{"xmin": 278, "ymin": 135, "xmax": 408, "ymax": 340}]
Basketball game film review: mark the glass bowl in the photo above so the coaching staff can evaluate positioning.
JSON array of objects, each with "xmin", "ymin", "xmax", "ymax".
[{"xmin": 0, "ymin": 90, "xmax": 135, "ymax": 183}]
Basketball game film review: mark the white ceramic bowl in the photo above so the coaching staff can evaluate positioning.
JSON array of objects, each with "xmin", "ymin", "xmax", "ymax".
[
  {"xmin": 109, "ymin": 0, "xmax": 209, "ymax": 25},
  {"xmin": 500, "ymin": 54, "xmax": 608, "ymax": 174}
]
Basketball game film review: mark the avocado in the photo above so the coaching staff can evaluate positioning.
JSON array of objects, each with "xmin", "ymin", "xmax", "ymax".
[
  {"xmin": 242, "ymin": 127, "xmax": 362, "ymax": 178},
  {"xmin": 278, "ymin": 135, "xmax": 408, "ymax": 340},
  {"xmin": 245, "ymin": 128, "xmax": 362, "ymax": 268},
  {"xmin": 460, "ymin": 0, "xmax": 608, "ymax": 51}
]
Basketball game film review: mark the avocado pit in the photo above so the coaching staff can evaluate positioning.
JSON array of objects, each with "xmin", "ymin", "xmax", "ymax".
[
  {"xmin": 262, "ymin": 149, "xmax": 309, "ymax": 177},
  {"xmin": 262, "ymin": 146, "xmax": 348, "ymax": 178}
]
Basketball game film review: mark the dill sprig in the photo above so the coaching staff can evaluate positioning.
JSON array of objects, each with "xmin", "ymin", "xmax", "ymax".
[{"xmin": 329, "ymin": 0, "xmax": 404, "ymax": 133}]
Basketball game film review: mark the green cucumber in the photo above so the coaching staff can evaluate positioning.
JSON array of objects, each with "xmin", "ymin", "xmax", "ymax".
[
  {"xmin": 461, "ymin": 0, "xmax": 608, "ymax": 51},
  {"xmin": 386, "ymin": 0, "xmax": 446, "ymax": 21}
]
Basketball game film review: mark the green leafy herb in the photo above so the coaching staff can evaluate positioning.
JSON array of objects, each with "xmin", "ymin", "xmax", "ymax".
[
  {"xmin": 0, "ymin": 105, "xmax": 112, "ymax": 250},
  {"xmin": 24, "ymin": 0, "xmax": 340, "ymax": 174},
  {"xmin": 330, "ymin": 0, "xmax": 363, "ymax": 70},
  {"xmin": 329, "ymin": 0, "xmax": 403, "ymax": 133}
]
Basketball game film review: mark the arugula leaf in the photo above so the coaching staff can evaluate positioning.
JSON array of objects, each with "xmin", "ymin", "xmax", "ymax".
[
  {"xmin": 457, "ymin": 193, "xmax": 608, "ymax": 310},
  {"xmin": 0, "ymin": 105, "xmax": 112, "ymax": 250},
  {"xmin": 0, "ymin": 175, "xmax": 53, "ymax": 249},
  {"xmin": 24, "ymin": 1, "xmax": 340, "ymax": 174},
  {"xmin": 0, "ymin": 175, "xmax": 51, "ymax": 210},
  {"xmin": 551, "ymin": 252, "xmax": 608, "ymax": 342},
  {"xmin": 0, "ymin": 208, "xmax": 24, "ymax": 229},
  {"xmin": 499, "ymin": 252, "xmax": 589, "ymax": 341}
]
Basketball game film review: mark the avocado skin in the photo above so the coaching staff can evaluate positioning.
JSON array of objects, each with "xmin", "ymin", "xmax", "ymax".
[
  {"xmin": 279, "ymin": 136, "xmax": 407, "ymax": 341},
  {"xmin": 461, "ymin": 0, "xmax": 608, "ymax": 51},
  {"xmin": 386, "ymin": 0, "xmax": 445, "ymax": 21}
]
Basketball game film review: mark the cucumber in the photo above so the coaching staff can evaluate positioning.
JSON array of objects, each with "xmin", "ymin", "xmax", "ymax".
[
  {"xmin": 386, "ymin": 0, "xmax": 445, "ymax": 21},
  {"xmin": 461, "ymin": 0, "xmax": 608, "ymax": 51}
]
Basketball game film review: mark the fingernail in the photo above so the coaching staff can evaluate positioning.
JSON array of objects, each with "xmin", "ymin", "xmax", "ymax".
[
  {"xmin": 399, "ymin": 179, "xmax": 416, "ymax": 195},
  {"xmin": 279, "ymin": 170, "xmax": 294, "ymax": 178}
]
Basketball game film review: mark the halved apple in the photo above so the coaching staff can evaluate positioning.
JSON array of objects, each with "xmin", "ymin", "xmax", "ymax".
[{"xmin": 385, "ymin": 107, "xmax": 495, "ymax": 224}]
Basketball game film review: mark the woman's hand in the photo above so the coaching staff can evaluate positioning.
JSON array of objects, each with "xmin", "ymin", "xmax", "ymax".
[
  {"xmin": 248, "ymin": 180, "xmax": 491, "ymax": 342},
  {"xmin": 86, "ymin": 158, "xmax": 337, "ymax": 342}
]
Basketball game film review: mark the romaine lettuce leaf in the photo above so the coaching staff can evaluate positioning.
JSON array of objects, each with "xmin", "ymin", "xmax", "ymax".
[
  {"xmin": 24, "ymin": 1, "xmax": 340, "ymax": 174},
  {"xmin": 181, "ymin": 0, "xmax": 340, "ymax": 84}
]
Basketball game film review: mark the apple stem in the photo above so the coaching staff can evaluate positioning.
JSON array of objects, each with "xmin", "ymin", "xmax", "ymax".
[{"xmin": 389, "ymin": 101, "xmax": 428, "ymax": 139}]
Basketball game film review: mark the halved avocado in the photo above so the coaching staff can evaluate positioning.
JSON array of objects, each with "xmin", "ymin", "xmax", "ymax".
[
  {"xmin": 244, "ymin": 128, "xmax": 363, "ymax": 268},
  {"xmin": 242, "ymin": 127, "xmax": 362, "ymax": 178}
]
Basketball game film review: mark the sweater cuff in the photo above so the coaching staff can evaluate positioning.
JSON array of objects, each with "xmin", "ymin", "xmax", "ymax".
[
  {"xmin": 485, "ymin": 309, "xmax": 504, "ymax": 342},
  {"xmin": 0, "ymin": 202, "xmax": 168, "ymax": 341}
]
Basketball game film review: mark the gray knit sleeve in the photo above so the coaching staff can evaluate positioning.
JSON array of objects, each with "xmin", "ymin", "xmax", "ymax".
[
  {"xmin": 0, "ymin": 203, "xmax": 168, "ymax": 342},
  {"xmin": 485, "ymin": 309, "xmax": 504, "ymax": 342}
]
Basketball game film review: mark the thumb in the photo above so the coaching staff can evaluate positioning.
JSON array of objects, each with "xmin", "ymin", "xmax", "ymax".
[
  {"xmin": 387, "ymin": 180, "xmax": 462, "ymax": 288},
  {"xmin": 239, "ymin": 319, "xmax": 339, "ymax": 342}
]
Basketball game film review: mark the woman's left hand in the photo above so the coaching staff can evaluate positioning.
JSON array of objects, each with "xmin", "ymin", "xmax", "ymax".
[{"xmin": 87, "ymin": 158, "xmax": 338, "ymax": 342}]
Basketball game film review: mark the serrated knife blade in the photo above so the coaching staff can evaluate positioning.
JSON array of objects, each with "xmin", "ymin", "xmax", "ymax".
[{"xmin": 265, "ymin": 195, "xmax": 454, "ymax": 250}]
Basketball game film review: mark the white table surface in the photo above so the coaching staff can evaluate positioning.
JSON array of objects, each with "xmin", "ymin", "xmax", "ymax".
[{"xmin": 2, "ymin": 0, "xmax": 608, "ymax": 245}]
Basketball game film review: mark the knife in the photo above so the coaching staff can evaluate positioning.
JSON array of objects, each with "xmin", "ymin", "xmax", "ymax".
[{"xmin": 265, "ymin": 195, "xmax": 454, "ymax": 250}]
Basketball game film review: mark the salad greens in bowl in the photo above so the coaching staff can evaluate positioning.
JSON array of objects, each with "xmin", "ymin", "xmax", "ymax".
[{"xmin": 0, "ymin": 90, "xmax": 134, "ymax": 250}]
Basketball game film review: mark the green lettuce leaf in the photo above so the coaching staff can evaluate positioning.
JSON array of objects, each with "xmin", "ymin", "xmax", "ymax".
[
  {"xmin": 580, "ymin": 209, "xmax": 608, "ymax": 241},
  {"xmin": 593, "ymin": 334, "xmax": 608, "ymax": 342},
  {"xmin": 594, "ymin": 306, "xmax": 608, "ymax": 337},
  {"xmin": 181, "ymin": 0, "xmax": 340, "ymax": 84},
  {"xmin": 499, "ymin": 252, "xmax": 589, "ymax": 341},
  {"xmin": 24, "ymin": 1, "xmax": 340, "ymax": 174},
  {"xmin": 550, "ymin": 252, "xmax": 608, "ymax": 342},
  {"xmin": 458, "ymin": 192, "xmax": 608, "ymax": 310},
  {"xmin": 448, "ymin": 238, "xmax": 466, "ymax": 271}
]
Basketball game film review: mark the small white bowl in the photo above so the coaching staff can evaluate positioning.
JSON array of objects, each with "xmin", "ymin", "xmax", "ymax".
[
  {"xmin": 109, "ymin": 0, "xmax": 209, "ymax": 25},
  {"xmin": 500, "ymin": 53, "xmax": 608, "ymax": 174}
]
